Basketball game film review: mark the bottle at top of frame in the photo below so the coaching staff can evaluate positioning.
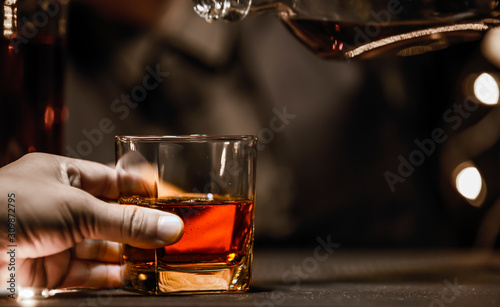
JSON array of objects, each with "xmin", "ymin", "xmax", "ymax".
[{"xmin": 193, "ymin": 0, "xmax": 500, "ymax": 59}]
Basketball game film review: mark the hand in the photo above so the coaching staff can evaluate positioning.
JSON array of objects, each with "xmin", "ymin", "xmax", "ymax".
[{"xmin": 0, "ymin": 153, "xmax": 183, "ymax": 290}]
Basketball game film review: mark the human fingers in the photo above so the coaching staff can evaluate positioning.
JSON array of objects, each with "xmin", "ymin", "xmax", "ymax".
[
  {"xmin": 18, "ymin": 249, "xmax": 122, "ymax": 290},
  {"xmin": 0, "ymin": 153, "xmax": 119, "ymax": 200},
  {"xmin": 58, "ymin": 261, "xmax": 122, "ymax": 289},
  {"xmin": 61, "ymin": 157, "xmax": 119, "ymax": 200},
  {"xmin": 72, "ymin": 239, "xmax": 120, "ymax": 263},
  {"xmin": 73, "ymin": 191, "xmax": 183, "ymax": 249}
]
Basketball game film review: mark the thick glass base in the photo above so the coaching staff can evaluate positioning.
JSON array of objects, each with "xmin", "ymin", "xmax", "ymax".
[{"xmin": 123, "ymin": 253, "xmax": 252, "ymax": 295}]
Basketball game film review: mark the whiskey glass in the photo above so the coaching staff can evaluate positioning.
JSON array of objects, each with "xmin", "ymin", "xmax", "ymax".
[{"xmin": 115, "ymin": 135, "xmax": 257, "ymax": 295}]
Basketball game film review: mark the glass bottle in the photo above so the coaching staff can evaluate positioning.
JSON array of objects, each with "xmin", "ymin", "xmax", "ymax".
[
  {"xmin": 0, "ymin": 0, "xmax": 67, "ymax": 166},
  {"xmin": 193, "ymin": 0, "xmax": 500, "ymax": 59}
]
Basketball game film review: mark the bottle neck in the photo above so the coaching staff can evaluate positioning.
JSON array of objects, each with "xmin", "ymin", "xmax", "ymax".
[
  {"xmin": 193, "ymin": 0, "xmax": 253, "ymax": 22},
  {"xmin": 193, "ymin": 0, "xmax": 286, "ymax": 22}
]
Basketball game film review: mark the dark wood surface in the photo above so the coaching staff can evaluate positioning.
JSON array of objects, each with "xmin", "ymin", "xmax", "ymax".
[{"xmin": 4, "ymin": 249, "xmax": 500, "ymax": 306}]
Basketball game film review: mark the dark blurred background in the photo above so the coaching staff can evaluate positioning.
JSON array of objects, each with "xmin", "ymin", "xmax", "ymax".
[{"xmin": 63, "ymin": 0, "xmax": 500, "ymax": 249}]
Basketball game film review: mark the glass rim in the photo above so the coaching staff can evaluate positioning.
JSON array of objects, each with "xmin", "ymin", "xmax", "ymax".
[{"xmin": 115, "ymin": 134, "xmax": 257, "ymax": 143}]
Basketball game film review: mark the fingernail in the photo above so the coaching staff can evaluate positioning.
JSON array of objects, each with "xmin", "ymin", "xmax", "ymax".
[{"xmin": 157, "ymin": 215, "xmax": 184, "ymax": 244}]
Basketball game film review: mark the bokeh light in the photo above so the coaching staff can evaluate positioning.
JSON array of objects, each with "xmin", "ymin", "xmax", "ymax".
[
  {"xmin": 482, "ymin": 27, "xmax": 500, "ymax": 68},
  {"xmin": 19, "ymin": 288, "xmax": 34, "ymax": 299},
  {"xmin": 474, "ymin": 73, "xmax": 499, "ymax": 106},
  {"xmin": 455, "ymin": 165, "xmax": 485, "ymax": 207}
]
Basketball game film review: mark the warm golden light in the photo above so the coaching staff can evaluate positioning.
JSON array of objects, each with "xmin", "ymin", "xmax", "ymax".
[
  {"xmin": 3, "ymin": 0, "xmax": 17, "ymax": 37},
  {"xmin": 481, "ymin": 27, "xmax": 500, "ymax": 68},
  {"xmin": 44, "ymin": 106, "xmax": 55, "ymax": 129},
  {"xmin": 18, "ymin": 299, "xmax": 38, "ymax": 307},
  {"xmin": 474, "ymin": 73, "xmax": 499, "ymax": 106},
  {"xmin": 227, "ymin": 252, "xmax": 236, "ymax": 261},
  {"xmin": 456, "ymin": 166, "xmax": 482, "ymax": 201},
  {"xmin": 17, "ymin": 287, "xmax": 50, "ymax": 306},
  {"xmin": 19, "ymin": 288, "xmax": 34, "ymax": 299}
]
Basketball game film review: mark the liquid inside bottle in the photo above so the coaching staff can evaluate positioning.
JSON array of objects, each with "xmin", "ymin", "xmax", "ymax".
[{"xmin": 193, "ymin": 0, "xmax": 500, "ymax": 59}]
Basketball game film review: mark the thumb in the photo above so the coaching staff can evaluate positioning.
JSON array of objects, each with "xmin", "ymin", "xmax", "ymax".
[{"xmin": 79, "ymin": 197, "xmax": 184, "ymax": 249}]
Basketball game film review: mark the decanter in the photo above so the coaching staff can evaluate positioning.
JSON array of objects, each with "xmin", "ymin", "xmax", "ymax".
[{"xmin": 193, "ymin": 0, "xmax": 500, "ymax": 59}]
